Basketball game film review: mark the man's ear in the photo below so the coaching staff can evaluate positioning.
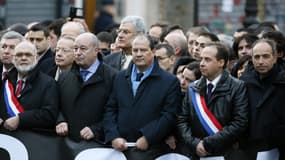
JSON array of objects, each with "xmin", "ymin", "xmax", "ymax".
[
  {"xmin": 273, "ymin": 54, "xmax": 278, "ymax": 64},
  {"xmin": 218, "ymin": 59, "xmax": 225, "ymax": 68}
]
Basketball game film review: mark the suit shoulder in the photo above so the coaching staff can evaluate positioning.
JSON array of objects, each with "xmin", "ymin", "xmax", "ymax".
[
  {"xmin": 160, "ymin": 69, "xmax": 178, "ymax": 81},
  {"xmin": 38, "ymin": 72, "xmax": 57, "ymax": 83},
  {"xmin": 228, "ymin": 75, "xmax": 246, "ymax": 89},
  {"xmin": 102, "ymin": 62, "xmax": 119, "ymax": 74},
  {"xmin": 103, "ymin": 52, "xmax": 122, "ymax": 61}
]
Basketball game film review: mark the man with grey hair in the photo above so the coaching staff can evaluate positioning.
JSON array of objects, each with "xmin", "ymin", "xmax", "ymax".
[
  {"xmin": 0, "ymin": 41, "xmax": 59, "ymax": 160},
  {"xmin": 104, "ymin": 15, "xmax": 146, "ymax": 70},
  {"xmin": 56, "ymin": 32, "xmax": 117, "ymax": 159},
  {"xmin": 0, "ymin": 31, "xmax": 25, "ymax": 80},
  {"xmin": 163, "ymin": 32, "xmax": 188, "ymax": 62},
  {"xmin": 241, "ymin": 39, "xmax": 285, "ymax": 159},
  {"xmin": 0, "ymin": 41, "xmax": 58, "ymax": 131}
]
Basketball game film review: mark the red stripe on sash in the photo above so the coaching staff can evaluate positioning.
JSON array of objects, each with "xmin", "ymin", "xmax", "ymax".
[
  {"xmin": 7, "ymin": 81, "xmax": 24, "ymax": 112},
  {"xmin": 199, "ymin": 95, "xmax": 223, "ymax": 130}
]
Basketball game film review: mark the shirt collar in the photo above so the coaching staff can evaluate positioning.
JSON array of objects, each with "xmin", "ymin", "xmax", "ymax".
[
  {"xmin": 206, "ymin": 73, "xmax": 222, "ymax": 91},
  {"xmin": 17, "ymin": 74, "xmax": 27, "ymax": 82},
  {"xmin": 80, "ymin": 58, "xmax": 100, "ymax": 75},
  {"xmin": 131, "ymin": 62, "xmax": 154, "ymax": 82},
  {"xmin": 2, "ymin": 65, "xmax": 13, "ymax": 73}
]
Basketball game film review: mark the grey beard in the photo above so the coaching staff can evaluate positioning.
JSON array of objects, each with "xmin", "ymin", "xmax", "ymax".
[{"xmin": 15, "ymin": 62, "xmax": 38, "ymax": 75}]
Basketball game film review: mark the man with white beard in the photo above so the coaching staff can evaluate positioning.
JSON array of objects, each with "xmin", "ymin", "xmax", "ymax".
[{"xmin": 0, "ymin": 41, "xmax": 58, "ymax": 131}]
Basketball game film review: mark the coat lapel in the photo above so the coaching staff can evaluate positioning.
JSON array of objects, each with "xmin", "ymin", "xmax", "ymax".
[
  {"xmin": 19, "ymin": 83, "xmax": 32, "ymax": 97},
  {"xmin": 256, "ymin": 86, "xmax": 275, "ymax": 108},
  {"xmin": 81, "ymin": 63, "xmax": 104, "ymax": 87}
]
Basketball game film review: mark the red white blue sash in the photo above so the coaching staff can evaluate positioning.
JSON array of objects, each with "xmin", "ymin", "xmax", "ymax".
[
  {"xmin": 3, "ymin": 80, "xmax": 24, "ymax": 117},
  {"xmin": 189, "ymin": 83, "xmax": 222, "ymax": 135}
]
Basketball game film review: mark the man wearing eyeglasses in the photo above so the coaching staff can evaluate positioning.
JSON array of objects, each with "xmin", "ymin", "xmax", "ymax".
[
  {"xmin": 55, "ymin": 32, "xmax": 117, "ymax": 159},
  {"xmin": 104, "ymin": 15, "xmax": 146, "ymax": 70},
  {"xmin": 154, "ymin": 43, "xmax": 175, "ymax": 73},
  {"xmin": 47, "ymin": 36, "xmax": 75, "ymax": 80},
  {"xmin": 0, "ymin": 41, "xmax": 58, "ymax": 132}
]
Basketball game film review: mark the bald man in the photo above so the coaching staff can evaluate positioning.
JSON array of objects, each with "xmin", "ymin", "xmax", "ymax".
[{"xmin": 56, "ymin": 32, "xmax": 117, "ymax": 158}]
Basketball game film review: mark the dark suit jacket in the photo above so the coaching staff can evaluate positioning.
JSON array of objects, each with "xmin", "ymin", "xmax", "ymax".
[
  {"xmin": 37, "ymin": 48, "xmax": 56, "ymax": 74},
  {"xmin": 103, "ymin": 51, "xmax": 124, "ymax": 70},
  {"xmin": 57, "ymin": 61, "xmax": 117, "ymax": 142},
  {"xmin": 0, "ymin": 63, "xmax": 13, "ymax": 80},
  {"xmin": 178, "ymin": 71, "xmax": 248, "ymax": 156},
  {"xmin": 0, "ymin": 63, "xmax": 4, "ymax": 80},
  {"xmin": 241, "ymin": 65, "xmax": 285, "ymax": 158},
  {"xmin": 0, "ymin": 67, "xmax": 59, "ymax": 130},
  {"xmin": 104, "ymin": 59, "xmax": 181, "ymax": 145}
]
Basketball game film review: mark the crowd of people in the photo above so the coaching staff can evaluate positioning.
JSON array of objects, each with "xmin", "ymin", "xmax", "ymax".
[{"xmin": 0, "ymin": 12, "xmax": 284, "ymax": 160}]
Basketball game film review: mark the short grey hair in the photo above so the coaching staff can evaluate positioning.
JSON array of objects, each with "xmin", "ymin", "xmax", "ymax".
[
  {"xmin": 1, "ymin": 31, "xmax": 25, "ymax": 41},
  {"xmin": 121, "ymin": 16, "xmax": 146, "ymax": 34},
  {"xmin": 251, "ymin": 39, "xmax": 277, "ymax": 56},
  {"xmin": 14, "ymin": 41, "xmax": 37, "ymax": 56}
]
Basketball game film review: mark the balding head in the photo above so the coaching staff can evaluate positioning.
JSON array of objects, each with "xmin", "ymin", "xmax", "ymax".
[
  {"xmin": 61, "ymin": 22, "xmax": 86, "ymax": 38},
  {"xmin": 74, "ymin": 32, "xmax": 100, "ymax": 69},
  {"xmin": 164, "ymin": 33, "xmax": 188, "ymax": 56}
]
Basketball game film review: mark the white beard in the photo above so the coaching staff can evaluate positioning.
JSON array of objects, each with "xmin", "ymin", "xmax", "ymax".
[{"xmin": 15, "ymin": 61, "xmax": 38, "ymax": 75}]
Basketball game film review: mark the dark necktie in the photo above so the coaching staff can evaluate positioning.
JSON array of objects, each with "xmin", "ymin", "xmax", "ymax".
[
  {"xmin": 2, "ymin": 71, "xmax": 8, "ymax": 81},
  {"xmin": 136, "ymin": 73, "xmax": 144, "ymax": 81},
  {"xmin": 15, "ymin": 80, "xmax": 24, "ymax": 97},
  {"xmin": 80, "ymin": 70, "xmax": 90, "ymax": 82},
  {"xmin": 207, "ymin": 83, "xmax": 214, "ymax": 103}
]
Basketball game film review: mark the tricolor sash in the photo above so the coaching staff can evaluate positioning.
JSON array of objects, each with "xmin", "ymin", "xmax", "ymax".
[
  {"xmin": 189, "ymin": 83, "xmax": 222, "ymax": 135},
  {"xmin": 3, "ymin": 80, "xmax": 24, "ymax": 117}
]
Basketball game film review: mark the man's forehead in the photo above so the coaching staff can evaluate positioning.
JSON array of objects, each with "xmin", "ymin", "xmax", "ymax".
[
  {"xmin": 15, "ymin": 50, "xmax": 34, "ymax": 55},
  {"xmin": 155, "ymin": 48, "xmax": 168, "ymax": 56},
  {"xmin": 253, "ymin": 43, "xmax": 272, "ymax": 52},
  {"xmin": 1, "ymin": 38, "xmax": 21, "ymax": 44},
  {"xmin": 27, "ymin": 30, "xmax": 45, "ymax": 37},
  {"xmin": 253, "ymin": 42, "xmax": 271, "ymax": 49},
  {"xmin": 15, "ymin": 45, "xmax": 34, "ymax": 52},
  {"xmin": 197, "ymin": 36, "xmax": 211, "ymax": 42},
  {"xmin": 120, "ymin": 22, "xmax": 135, "ymax": 30},
  {"xmin": 133, "ymin": 36, "xmax": 149, "ymax": 45},
  {"xmin": 201, "ymin": 46, "xmax": 217, "ymax": 56}
]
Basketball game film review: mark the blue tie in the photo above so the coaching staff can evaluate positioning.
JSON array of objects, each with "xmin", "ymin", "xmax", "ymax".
[
  {"xmin": 207, "ymin": 83, "xmax": 214, "ymax": 103},
  {"xmin": 136, "ymin": 73, "xmax": 144, "ymax": 81},
  {"xmin": 80, "ymin": 70, "xmax": 89, "ymax": 82}
]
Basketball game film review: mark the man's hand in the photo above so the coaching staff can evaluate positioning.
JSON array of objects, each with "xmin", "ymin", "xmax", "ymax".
[
  {"xmin": 56, "ymin": 122, "xmax": 69, "ymax": 136},
  {"xmin": 80, "ymin": 127, "xmax": 94, "ymax": 140},
  {"xmin": 4, "ymin": 116, "xmax": 19, "ymax": 131},
  {"xmin": 165, "ymin": 135, "xmax": 177, "ymax": 150},
  {"xmin": 196, "ymin": 141, "xmax": 209, "ymax": 157},
  {"xmin": 112, "ymin": 138, "xmax": 128, "ymax": 151},
  {"xmin": 136, "ymin": 136, "xmax": 149, "ymax": 150}
]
